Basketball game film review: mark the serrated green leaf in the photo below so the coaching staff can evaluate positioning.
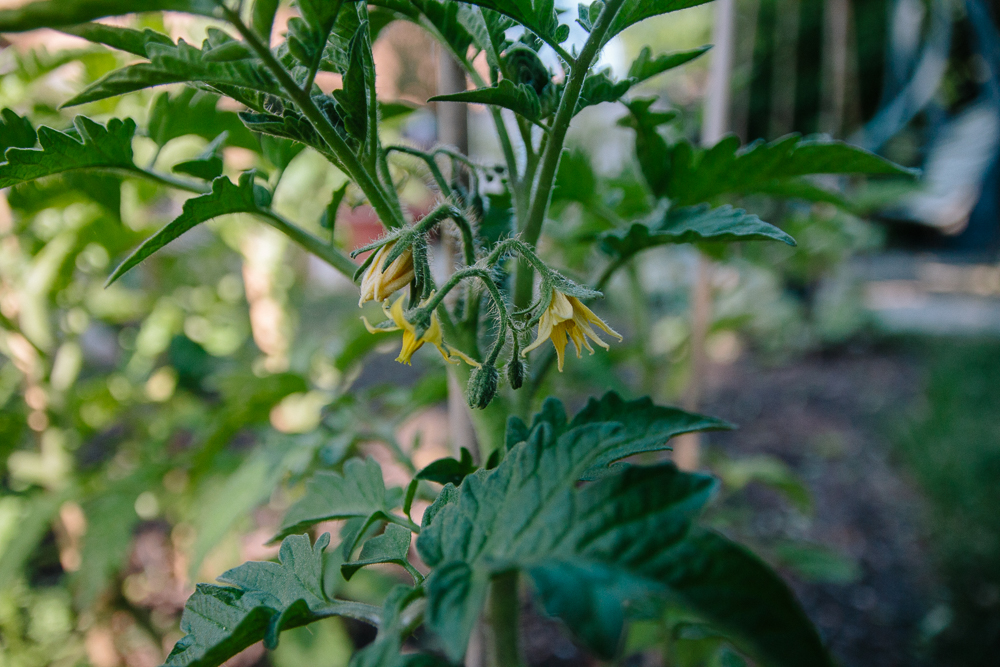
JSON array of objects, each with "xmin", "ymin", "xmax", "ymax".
[
  {"xmin": 663, "ymin": 134, "xmax": 917, "ymax": 205},
  {"xmin": 627, "ymin": 45, "xmax": 711, "ymax": 82},
  {"xmin": 419, "ymin": 429, "xmax": 829, "ymax": 666},
  {"xmin": 455, "ymin": 6, "xmax": 512, "ymax": 70},
  {"xmin": 415, "ymin": 447, "xmax": 478, "ymax": 486},
  {"xmin": 0, "ymin": 0, "xmax": 216, "ymax": 32},
  {"xmin": 417, "ymin": 394, "xmax": 734, "ymax": 661},
  {"xmin": 0, "ymin": 115, "xmax": 138, "ymax": 189},
  {"xmin": 61, "ymin": 22, "xmax": 173, "ymax": 57},
  {"xmin": 64, "ymin": 39, "xmax": 281, "ymax": 108},
  {"xmin": 600, "ymin": 205, "xmax": 796, "ymax": 260},
  {"xmin": 0, "ymin": 109, "xmax": 37, "ymax": 155},
  {"xmin": 410, "ymin": 0, "xmax": 475, "ymax": 59},
  {"xmin": 275, "ymin": 457, "xmax": 405, "ymax": 543},
  {"xmin": 173, "ymin": 133, "xmax": 226, "ymax": 181},
  {"xmin": 165, "ymin": 533, "xmax": 368, "ymax": 667},
  {"xmin": 107, "ymin": 172, "xmax": 269, "ymax": 285},
  {"xmin": 341, "ymin": 524, "xmax": 412, "ymax": 580},
  {"xmin": 431, "ymin": 79, "xmax": 541, "ymax": 122}
]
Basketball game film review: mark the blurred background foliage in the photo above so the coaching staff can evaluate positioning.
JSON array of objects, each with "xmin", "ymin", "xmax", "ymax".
[{"xmin": 0, "ymin": 1, "xmax": 998, "ymax": 666}]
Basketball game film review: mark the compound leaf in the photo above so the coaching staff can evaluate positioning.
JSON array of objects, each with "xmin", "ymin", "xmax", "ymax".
[
  {"xmin": 430, "ymin": 79, "xmax": 541, "ymax": 122},
  {"xmin": 165, "ymin": 533, "xmax": 365, "ymax": 667},
  {"xmin": 417, "ymin": 405, "xmax": 830, "ymax": 665},
  {"xmin": 0, "ymin": 115, "xmax": 138, "ymax": 188},
  {"xmin": 107, "ymin": 171, "xmax": 270, "ymax": 285},
  {"xmin": 600, "ymin": 205, "xmax": 795, "ymax": 260},
  {"xmin": 666, "ymin": 134, "xmax": 917, "ymax": 206},
  {"xmin": 332, "ymin": 23, "xmax": 372, "ymax": 145},
  {"xmin": 64, "ymin": 39, "xmax": 280, "ymax": 108},
  {"xmin": 0, "ymin": 0, "xmax": 216, "ymax": 32},
  {"xmin": 275, "ymin": 457, "xmax": 405, "ymax": 544}
]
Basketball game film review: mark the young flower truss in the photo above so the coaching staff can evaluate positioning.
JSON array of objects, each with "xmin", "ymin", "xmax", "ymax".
[
  {"xmin": 524, "ymin": 288, "xmax": 623, "ymax": 372},
  {"xmin": 363, "ymin": 296, "xmax": 479, "ymax": 367}
]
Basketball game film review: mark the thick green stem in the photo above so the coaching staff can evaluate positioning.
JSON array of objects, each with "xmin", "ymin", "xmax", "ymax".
[
  {"xmin": 512, "ymin": 0, "xmax": 627, "ymax": 308},
  {"xmin": 488, "ymin": 571, "xmax": 524, "ymax": 667},
  {"xmin": 223, "ymin": 7, "xmax": 404, "ymax": 230}
]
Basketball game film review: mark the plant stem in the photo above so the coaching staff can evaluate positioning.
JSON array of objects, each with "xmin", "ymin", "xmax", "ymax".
[
  {"xmin": 258, "ymin": 210, "xmax": 357, "ymax": 278},
  {"xmin": 512, "ymin": 0, "xmax": 627, "ymax": 308},
  {"xmin": 223, "ymin": 6, "xmax": 404, "ymax": 230},
  {"xmin": 134, "ymin": 167, "xmax": 210, "ymax": 194},
  {"xmin": 488, "ymin": 571, "xmax": 524, "ymax": 667}
]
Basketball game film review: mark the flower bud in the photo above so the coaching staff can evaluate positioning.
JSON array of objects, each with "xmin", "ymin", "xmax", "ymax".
[
  {"xmin": 506, "ymin": 356, "xmax": 526, "ymax": 390},
  {"xmin": 467, "ymin": 364, "xmax": 499, "ymax": 410}
]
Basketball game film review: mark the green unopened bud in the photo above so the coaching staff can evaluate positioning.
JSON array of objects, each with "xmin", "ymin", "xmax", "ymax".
[
  {"xmin": 467, "ymin": 364, "xmax": 499, "ymax": 410},
  {"xmin": 506, "ymin": 356, "xmax": 526, "ymax": 390}
]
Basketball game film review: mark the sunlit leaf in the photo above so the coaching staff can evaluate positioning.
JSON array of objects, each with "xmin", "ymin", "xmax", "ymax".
[{"xmin": 61, "ymin": 22, "xmax": 173, "ymax": 57}]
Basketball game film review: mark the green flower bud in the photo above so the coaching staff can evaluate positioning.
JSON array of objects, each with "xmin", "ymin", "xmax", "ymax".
[
  {"xmin": 506, "ymin": 356, "xmax": 526, "ymax": 390},
  {"xmin": 467, "ymin": 364, "xmax": 499, "ymax": 410}
]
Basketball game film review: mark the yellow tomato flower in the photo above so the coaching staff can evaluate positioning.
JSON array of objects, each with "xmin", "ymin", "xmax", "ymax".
[
  {"xmin": 363, "ymin": 296, "xmax": 479, "ymax": 367},
  {"xmin": 358, "ymin": 241, "xmax": 414, "ymax": 306},
  {"xmin": 523, "ymin": 289, "xmax": 622, "ymax": 371}
]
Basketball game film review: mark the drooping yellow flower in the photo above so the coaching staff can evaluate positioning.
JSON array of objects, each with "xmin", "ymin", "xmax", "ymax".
[
  {"xmin": 523, "ymin": 289, "xmax": 622, "ymax": 371},
  {"xmin": 358, "ymin": 241, "xmax": 414, "ymax": 306},
  {"xmin": 363, "ymin": 296, "xmax": 479, "ymax": 367}
]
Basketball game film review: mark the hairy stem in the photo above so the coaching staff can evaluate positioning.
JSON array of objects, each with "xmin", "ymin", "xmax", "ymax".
[
  {"xmin": 223, "ymin": 6, "xmax": 404, "ymax": 230},
  {"xmin": 512, "ymin": 0, "xmax": 628, "ymax": 308}
]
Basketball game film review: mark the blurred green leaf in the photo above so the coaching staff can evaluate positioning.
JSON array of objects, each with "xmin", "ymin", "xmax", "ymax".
[
  {"xmin": 415, "ymin": 447, "xmax": 477, "ymax": 486},
  {"xmin": 0, "ymin": 109, "xmax": 38, "ymax": 155},
  {"xmin": 627, "ymin": 45, "xmax": 712, "ymax": 82},
  {"xmin": 0, "ymin": 0, "xmax": 216, "ymax": 32},
  {"xmin": 61, "ymin": 22, "xmax": 173, "ymax": 57},
  {"xmin": 172, "ymin": 133, "xmax": 226, "ymax": 181},
  {"xmin": 601, "ymin": 205, "xmax": 796, "ymax": 261}
]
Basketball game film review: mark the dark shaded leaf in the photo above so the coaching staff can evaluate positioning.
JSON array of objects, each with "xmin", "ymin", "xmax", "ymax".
[
  {"xmin": 416, "ymin": 447, "xmax": 478, "ymax": 486},
  {"xmin": 0, "ymin": 108, "xmax": 38, "ymax": 155},
  {"xmin": 287, "ymin": 0, "xmax": 346, "ymax": 73},
  {"xmin": 0, "ymin": 0, "xmax": 216, "ymax": 32},
  {"xmin": 458, "ymin": 0, "xmax": 565, "ymax": 49}
]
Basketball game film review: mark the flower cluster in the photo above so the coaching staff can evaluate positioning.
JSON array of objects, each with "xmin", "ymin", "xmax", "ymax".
[{"xmin": 353, "ymin": 231, "xmax": 622, "ymax": 407}]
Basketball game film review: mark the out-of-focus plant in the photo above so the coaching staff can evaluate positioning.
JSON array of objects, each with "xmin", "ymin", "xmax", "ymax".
[{"xmin": 0, "ymin": 1, "xmax": 917, "ymax": 666}]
